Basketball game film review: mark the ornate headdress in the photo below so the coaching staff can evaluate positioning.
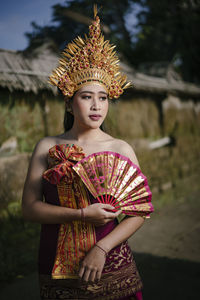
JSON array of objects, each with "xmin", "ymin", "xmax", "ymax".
[{"xmin": 49, "ymin": 5, "xmax": 131, "ymax": 99}]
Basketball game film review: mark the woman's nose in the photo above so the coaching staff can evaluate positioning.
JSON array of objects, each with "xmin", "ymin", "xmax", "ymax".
[{"xmin": 91, "ymin": 97, "xmax": 100, "ymax": 110}]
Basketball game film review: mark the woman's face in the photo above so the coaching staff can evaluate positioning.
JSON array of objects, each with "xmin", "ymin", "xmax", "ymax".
[{"xmin": 71, "ymin": 83, "xmax": 109, "ymax": 129}]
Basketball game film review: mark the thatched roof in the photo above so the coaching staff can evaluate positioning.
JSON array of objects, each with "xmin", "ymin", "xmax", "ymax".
[
  {"xmin": 0, "ymin": 47, "xmax": 200, "ymax": 98},
  {"xmin": 121, "ymin": 62, "xmax": 200, "ymax": 98},
  {"xmin": 0, "ymin": 46, "xmax": 58, "ymax": 94}
]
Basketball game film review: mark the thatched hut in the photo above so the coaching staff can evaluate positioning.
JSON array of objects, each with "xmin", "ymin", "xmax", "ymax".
[
  {"xmin": 0, "ymin": 45, "xmax": 57, "ymax": 94},
  {"xmin": 0, "ymin": 45, "xmax": 60, "ymax": 148},
  {"xmin": 0, "ymin": 45, "xmax": 200, "ymax": 151},
  {"xmin": 1, "ymin": 45, "xmax": 199, "ymax": 98}
]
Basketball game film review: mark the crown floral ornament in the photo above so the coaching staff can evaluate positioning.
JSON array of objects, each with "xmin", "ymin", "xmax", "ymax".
[{"xmin": 49, "ymin": 5, "xmax": 132, "ymax": 99}]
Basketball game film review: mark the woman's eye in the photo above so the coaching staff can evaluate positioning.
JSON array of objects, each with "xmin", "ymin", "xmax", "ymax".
[
  {"xmin": 82, "ymin": 95, "xmax": 91, "ymax": 99},
  {"xmin": 100, "ymin": 96, "xmax": 107, "ymax": 101}
]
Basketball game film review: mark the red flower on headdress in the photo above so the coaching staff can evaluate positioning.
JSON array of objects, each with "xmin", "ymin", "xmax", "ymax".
[
  {"xmin": 48, "ymin": 6, "xmax": 131, "ymax": 100},
  {"xmin": 58, "ymin": 72, "xmax": 76, "ymax": 97}
]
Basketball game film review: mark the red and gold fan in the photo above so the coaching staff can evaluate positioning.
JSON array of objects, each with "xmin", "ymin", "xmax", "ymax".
[{"xmin": 73, "ymin": 151, "xmax": 153, "ymax": 218}]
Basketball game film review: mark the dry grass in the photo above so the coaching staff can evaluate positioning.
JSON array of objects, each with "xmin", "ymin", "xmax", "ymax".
[{"xmin": 133, "ymin": 135, "xmax": 200, "ymax": 210}]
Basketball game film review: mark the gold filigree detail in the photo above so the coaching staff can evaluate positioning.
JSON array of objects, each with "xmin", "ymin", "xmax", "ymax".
[{"xmin": 49, "ymin": 5, "xmax": 132, "ymax": 99}]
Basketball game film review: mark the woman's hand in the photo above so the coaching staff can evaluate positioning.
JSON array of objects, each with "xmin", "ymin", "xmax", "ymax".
[
  {"xmin": 84, "ymin": 203, "xmax": 121, "ymax": 226},
  {"xmin": 79, "ymin": 245, "xmax": 106, "ymax": 282}
]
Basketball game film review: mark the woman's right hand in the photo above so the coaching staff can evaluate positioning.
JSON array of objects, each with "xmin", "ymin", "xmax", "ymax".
[{"xmin": 83, "ymin": 203, "xmax": 121, "ymax": 226}]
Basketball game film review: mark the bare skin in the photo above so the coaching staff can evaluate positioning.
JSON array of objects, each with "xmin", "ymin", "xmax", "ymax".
[{"xmin": 22, "ymin": 83, "xmax": 144, "ymax": 283}]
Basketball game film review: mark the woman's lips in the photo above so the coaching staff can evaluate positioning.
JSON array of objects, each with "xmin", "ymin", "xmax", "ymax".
[{"xmin": 89, "ymin": 115, "xmax": 102, "ymax": 121}]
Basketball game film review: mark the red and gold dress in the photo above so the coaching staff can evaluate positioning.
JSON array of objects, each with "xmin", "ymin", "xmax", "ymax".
[{"xmin": 38, "ymin": 144, "xmax": 151, "ymax": 300}]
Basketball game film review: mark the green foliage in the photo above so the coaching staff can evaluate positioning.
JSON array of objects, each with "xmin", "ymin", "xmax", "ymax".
[
  {"xmin": 25, "ymin": 0, "xmax": 200, "ymax": 83},
  {"xmin": 25, "ymin": 0, "xmax": 133, "ymax": 64},
  {"xmin": 0, "ymin": 102, "xmax": 43, "ymax": 152},
  {"xmin": 132, "ymin": 0, "xmax": 200, "ymax": 83},
  {"xmin": 0, "ymin": 204, "xmax": 40, "ymax": 287},
  {"xmin": 136, "ymin": 134, "xmax": 200, "ymax": 211},
  {"xmin": 0, "ymin": 100, "xmax": 64, "ymax": 153}
]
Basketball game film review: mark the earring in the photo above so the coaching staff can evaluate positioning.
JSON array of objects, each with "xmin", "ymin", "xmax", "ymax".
[
  {"xmin": 65, "ymin": 101, "xmax": 73, "ymax": 114},
  {"xmin": 66, "ymin": 106, "xmax": 73, "ymax": 114}
]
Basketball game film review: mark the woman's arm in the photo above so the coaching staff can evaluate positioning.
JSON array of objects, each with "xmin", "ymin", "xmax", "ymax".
[
  {"xmin": 79, "ymin": 216, "xmax": 144, "ymax": 282},
  {"xmin": 79, "ymin": 141, "xmax": 145, "ymax": 282},
  {"xmin": 97, "ymin": 215, "xmax": 144, "ymax": 252},
  {"xmin": 22, "ymin": 138, "xmax": 79, "ymax": 223},
  {"xmin": 22, "ymin": 138, "xmax": 120, "ymax": 224}
]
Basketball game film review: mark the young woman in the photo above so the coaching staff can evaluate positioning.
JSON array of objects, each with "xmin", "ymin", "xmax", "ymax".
[{"xmin": 22, "ymin": 6, "xmax": 153, "ymax": 300}]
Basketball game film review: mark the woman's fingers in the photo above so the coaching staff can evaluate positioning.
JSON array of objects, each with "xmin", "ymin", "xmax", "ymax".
[
  {"xmin": 79, "ymin": 264, "xmax": 95, "ymax": 282},
  {"xmin": 80, "ymin": 267, "xmax": 102, "ymax": 282},
  {"xmin": 79, "ymin": 267, "xmax": 100, "ymax": 282},
  {"xmin": 79, "ymin": 246, "xmax": 106, "ymax": 283},
  {"xmin": 84, "ymin": 203, "xmax": 122, "ymax": 225},
  {"xmin": 100, "ymin": 204, "xmax": 122, "ymax": 218},
  {"xmin": 89, "ymin": 269, "xmax": 97, "ymax": 282},
  {"xmin": 96, "ymin": 270, "xmax": 102, "ymax": 281},
  {"xmin": 105, "ymin": 209, "xmax": 122, "ymax": 219},
  {"xmin": 82, "ymin": 268, "xmax": 91, "ymax": 282},
  {"xmin": 95, "ymin": 214, "xmax": 122, "ymax": 226},
  {"xmin": 114, "ymin": 209, "xmax": 122, "ymax": 217},
  {"xmin": 78, "ymin": 265, "xmax": 85, "ymax": 278},
  {"xmin": 101, "ymin": 203, "xmax": 115, "ymax": 211}
]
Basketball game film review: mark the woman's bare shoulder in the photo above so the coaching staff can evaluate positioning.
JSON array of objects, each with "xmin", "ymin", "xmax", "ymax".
[
  {"xmin": 111, "ymin": 139, "xmax": 139, "ymax": 167},
  {"xmin": 33, "ymin": 136, "xmax": 61, "ymax": 156}
]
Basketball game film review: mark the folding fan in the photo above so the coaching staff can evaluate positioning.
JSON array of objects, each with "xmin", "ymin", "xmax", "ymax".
[{"xmin": 72, "ymin": 151, "xmax": 153, "ymax": 217}]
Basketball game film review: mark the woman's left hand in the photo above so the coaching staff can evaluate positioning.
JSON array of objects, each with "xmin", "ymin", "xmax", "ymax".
[{"xmin": 78, "ymin": 245, "xmax": 106, "ymax": 282}]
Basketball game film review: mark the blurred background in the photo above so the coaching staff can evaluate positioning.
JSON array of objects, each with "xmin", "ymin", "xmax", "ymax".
[{"xmin": 0, "ymin": 0, "xmax": 200, "ymax": 299}]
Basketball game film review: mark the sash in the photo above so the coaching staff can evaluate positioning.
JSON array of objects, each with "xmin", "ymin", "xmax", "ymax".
[{"xmin": 43, "ymin": 144, "xmax": 96, "ymax": 279}]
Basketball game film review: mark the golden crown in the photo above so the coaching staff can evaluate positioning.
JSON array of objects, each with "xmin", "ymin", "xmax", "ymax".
[{"xmin": 49, "ymin": 5, "xmax": 131, "ymax": 99}]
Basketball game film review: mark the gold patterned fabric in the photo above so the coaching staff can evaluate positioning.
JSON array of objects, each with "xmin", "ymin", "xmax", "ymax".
[
  {"xmin": 39, "ymin": 242, "xmax": 142, "ymax": 300},
  {"xmin": 52, "ymin": 179, "xmax": 96, "ymax": 279},
  {"xmin": 43, "ymin": 144, "xmax": 96, "ymax": 279}
]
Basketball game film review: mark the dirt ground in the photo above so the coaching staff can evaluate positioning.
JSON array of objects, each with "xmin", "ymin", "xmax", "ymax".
[
  {"xmin": 0, "ymin": 190, "xmax": 200, "ymax": 300},
  {"xmin": 129, "ymin": 190, "xmax": 200, "ymax": 300},
  {"xmin": 130, "ymin": 190, "xmax": 200, "ymax": 263}
]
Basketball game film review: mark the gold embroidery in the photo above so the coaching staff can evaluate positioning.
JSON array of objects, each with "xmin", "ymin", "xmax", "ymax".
[
  {"xmin": 40, "ymin": 260, "xmax": 142, "ymax": 299},
  {"xmin": 103, "ymin": 242, "xmax": 133, "ymax": 273},
  {"xmin": 52, "ymin": 177, "xmax": 96, "ymax": 279}
]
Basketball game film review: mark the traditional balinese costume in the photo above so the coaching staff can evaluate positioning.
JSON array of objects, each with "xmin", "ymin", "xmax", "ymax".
[{"xmin": 39, "ymin": 5, "xmax": 153, "ymax": 300}]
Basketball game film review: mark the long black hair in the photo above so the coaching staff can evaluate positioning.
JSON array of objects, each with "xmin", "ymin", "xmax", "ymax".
[{"xmin": 63, "ymin": 109, "xmax": 74, "ymax": 131}]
